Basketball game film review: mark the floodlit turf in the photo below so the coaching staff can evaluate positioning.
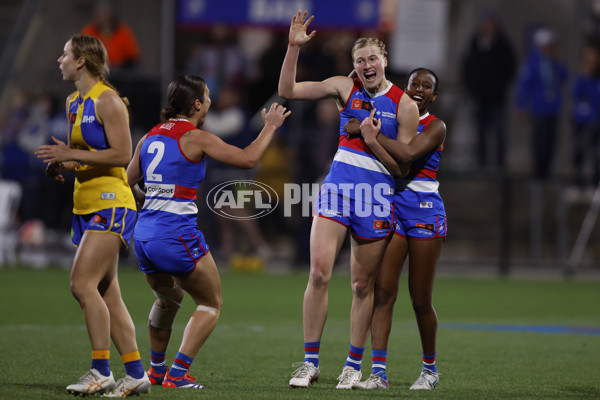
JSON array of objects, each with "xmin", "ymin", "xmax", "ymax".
[{"xmin": 1, "ymin": 266, "xmax": 599, "ymax": 399}]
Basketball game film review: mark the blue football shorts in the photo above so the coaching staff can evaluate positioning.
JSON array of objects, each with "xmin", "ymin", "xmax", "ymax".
[
  {"xmin": 313, "ymin": 184, "xmax": 393, "ymax": 240},
  {"xmin": 71, "ymin": 207, "xmax": 136, "ymax": 248},
  {"xmin": 393, "ymin": 214, "xmax": 447, "ymax": 240},
  {"xmin": 134, "ymin": 229, "xmax": 210, "ymax": 276}
]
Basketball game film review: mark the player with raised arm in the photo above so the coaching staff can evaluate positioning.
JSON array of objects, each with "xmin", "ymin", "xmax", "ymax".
[
  {"xmin": 279, "ymin": 10, "xmax": 419, "ymax": 389},
  {"xmin": 126, "ymin": 75, "xmax": 290, "ymax": 390}
]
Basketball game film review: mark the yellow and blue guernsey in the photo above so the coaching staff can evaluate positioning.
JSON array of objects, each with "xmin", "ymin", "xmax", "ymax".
[{"xmin": 67, "ymin": 81, "xmax": 135, "ymax": 215}]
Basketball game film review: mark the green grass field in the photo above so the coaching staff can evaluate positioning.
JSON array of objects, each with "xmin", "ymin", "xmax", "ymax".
[{"xmin": 1, "ymin": 266, "xmax": 599, "ymax": 399}]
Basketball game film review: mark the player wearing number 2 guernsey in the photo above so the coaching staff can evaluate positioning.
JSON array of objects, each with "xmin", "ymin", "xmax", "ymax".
[{"xmin": 134, "ymin": 119, "xmax": 205, "ymax": 242}]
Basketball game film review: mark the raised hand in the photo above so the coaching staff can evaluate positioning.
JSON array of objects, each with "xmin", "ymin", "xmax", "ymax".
[
  {"xmin": 262, "ymin": 102, "xmax": 292, "ymax": 129},
  {"xmin": 289, "ymin": 10, "xmax": 316, "ymax": 46}
]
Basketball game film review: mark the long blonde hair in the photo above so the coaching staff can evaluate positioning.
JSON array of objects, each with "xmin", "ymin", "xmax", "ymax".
[{"xmin": 69, "ymin": 33, "xmax": 129, "ymax": 105}]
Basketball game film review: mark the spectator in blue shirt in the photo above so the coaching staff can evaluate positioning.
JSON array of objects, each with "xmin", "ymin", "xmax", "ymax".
[{"xmin": 515, "ymin": 27, "xmax": 568, "ymax": 179}]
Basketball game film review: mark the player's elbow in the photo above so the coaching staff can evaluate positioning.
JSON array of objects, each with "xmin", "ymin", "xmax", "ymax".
[
  {"xmin": 239, "ymin": 157, "xmax": 258, "ymax": 169},
  {"xmin": 278, "ymin": 86, "xmax": 293, "ymax": 99},
  {"xmin": 113, "ymin": 153, "xmax": 131, "ymax": 167}
]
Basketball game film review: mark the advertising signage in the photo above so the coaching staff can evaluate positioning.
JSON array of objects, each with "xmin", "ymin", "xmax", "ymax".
[{"xmin": 177, "ymin": 0, "xmax": 380, "ymax": 29}]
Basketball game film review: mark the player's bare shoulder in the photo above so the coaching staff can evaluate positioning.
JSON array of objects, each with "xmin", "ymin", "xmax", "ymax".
[{"xmin": 326, "ymin": 75, "xmax": 355, "ymax": 108}]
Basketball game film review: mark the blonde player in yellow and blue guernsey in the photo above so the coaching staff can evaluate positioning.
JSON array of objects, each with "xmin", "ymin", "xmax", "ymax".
[{"xmin": 35, "ymin": 33, "xmax": 150, "ymax": 397}]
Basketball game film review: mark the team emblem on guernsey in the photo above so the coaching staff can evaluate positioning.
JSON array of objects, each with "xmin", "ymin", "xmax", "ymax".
[{"xmin": 351, "ymin": 99, "xmax": 372, "ymax": 111}]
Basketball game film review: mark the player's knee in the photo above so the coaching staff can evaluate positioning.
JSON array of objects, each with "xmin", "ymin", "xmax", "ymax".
[
  {"xmin": 149, "ymin": 286, "xmax": 185, "ymax": 330},
  {"xmin": 351, "ymin": 278, "xmax": 372, "ymax": 299},
  {"xmin": 69, "ymin": 279, "xmax": 89, "ymax": 303},
  {"xmin": 374, "ymin": 285, "xmax": 398, "ymax": 306},
  {"xmin": 411, "ymin": 300, "xmax": 434, "ymax": 317},
  {"xmin": 308, "ymin": 263, "xmax": 331, "ymax": 288},
  {"xmin": 196, "ymin": 304, "xmax": 221, "ymax": 319}
]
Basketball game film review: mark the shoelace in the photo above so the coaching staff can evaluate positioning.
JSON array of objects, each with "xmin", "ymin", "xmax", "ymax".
[
  {"xmin": 417, "ymin": 370, "xmax": 438, "ymax": 388},
  {"xmin": 290, "ymin": 362, "xmax": 311, "ymax": 378},
  {"xmin": 337, "ymin": 369, "xmax": 357, "ymax": 384},
  {"xmin": 367, "ymin": 371, "xmax": 385, "ymax": 383}
]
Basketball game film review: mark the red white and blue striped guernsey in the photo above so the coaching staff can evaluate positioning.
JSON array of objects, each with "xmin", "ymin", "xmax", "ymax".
[
  {"xmin": 323, "ymin": 78, "xmax": 403, "ymax": 202},
  {"xmin": 134, "ymin": 119, "xmax": 205, "ymax": 241},
  {"xmin": 393, "ymin": 112, "xmax": 446, "ymax": 218}
]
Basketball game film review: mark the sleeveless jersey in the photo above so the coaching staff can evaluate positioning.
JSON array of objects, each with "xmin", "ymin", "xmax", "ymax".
[
  {"xmin": 325, "ymin": 78, "xmax": 403, "ymax": 202},
  {"xmin": 134, "ymin": 119, "xmax": 206, "ymax": 241},
  {"xmin": 68, "ymin": 81, "xmax": 135, "ymax": 214},
  {"xmin": 394, "ymin": 112, "xmax": 445, "ymax": 218}
]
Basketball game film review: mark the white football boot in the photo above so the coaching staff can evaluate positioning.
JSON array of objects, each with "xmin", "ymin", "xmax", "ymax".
[
  {"xmin": 66, "ymin": 368, "xmax": 116, "ymax": 395},
  {"xmin": 336, "ymin": 366, "xmax": 361, "ymax": 389},
  {"xmin": 289, "ymin": 362, "xmax": 320, "ymax": 387},
  {"xmin": 102, "ymin": 373, "xmax": 151, "ymax": 397},
  {"xmin": 409, "ymin": 369, "xmax": 439, "ymax": 390}
]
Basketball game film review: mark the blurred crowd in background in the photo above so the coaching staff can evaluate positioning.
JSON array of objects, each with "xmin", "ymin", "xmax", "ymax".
[{"xmin": 1, "ymin": 0, "xmax": 599, "ymax": 272}]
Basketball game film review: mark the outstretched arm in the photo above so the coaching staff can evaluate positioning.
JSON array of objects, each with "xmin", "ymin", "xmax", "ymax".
[{"xmin": 183, "ymin": 103, "xmax": 291, "ymax": 169}]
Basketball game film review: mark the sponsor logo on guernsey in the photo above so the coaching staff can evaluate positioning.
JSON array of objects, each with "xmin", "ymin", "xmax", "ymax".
[
  {"xmin": 351, "ymin": 99, "xmax": 373, "ymax": 111},
  {"xmin": 161, "ymin": 122, "xmax": 175, "ymax": 130},
  {"xmin": 420, "ymin": 201, "xmax": 433, "ymax": 208},
  {"xmin": 69, "ymin": 113, "xmax": 76, "ymax": 124},
  {"xmin": 380, "ymin": 111, "xmax": 396, "ymax": 119},
  {"xmin": 146, "ymin": 183, "xmax": 176, "ymax": 197},
  {"xmin": 101, "ymin": 192, "xmax": 116, "ymax": 200},
  {"xmin": 81, "ymin": 115, "xmax": 95, "ymax": 124}
]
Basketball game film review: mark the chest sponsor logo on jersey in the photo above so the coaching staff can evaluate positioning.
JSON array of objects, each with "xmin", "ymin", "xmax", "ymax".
[
  {"xmin": 146, "ymin": 183, "xmax": 176, "ymax": 197},
  {"xmin": 351, "ymin": 99, "xmax": 373, "ymax": 111},
  {"xmin": 82, "ymin": 115, "xmax": 96, "ymax": 124}
]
